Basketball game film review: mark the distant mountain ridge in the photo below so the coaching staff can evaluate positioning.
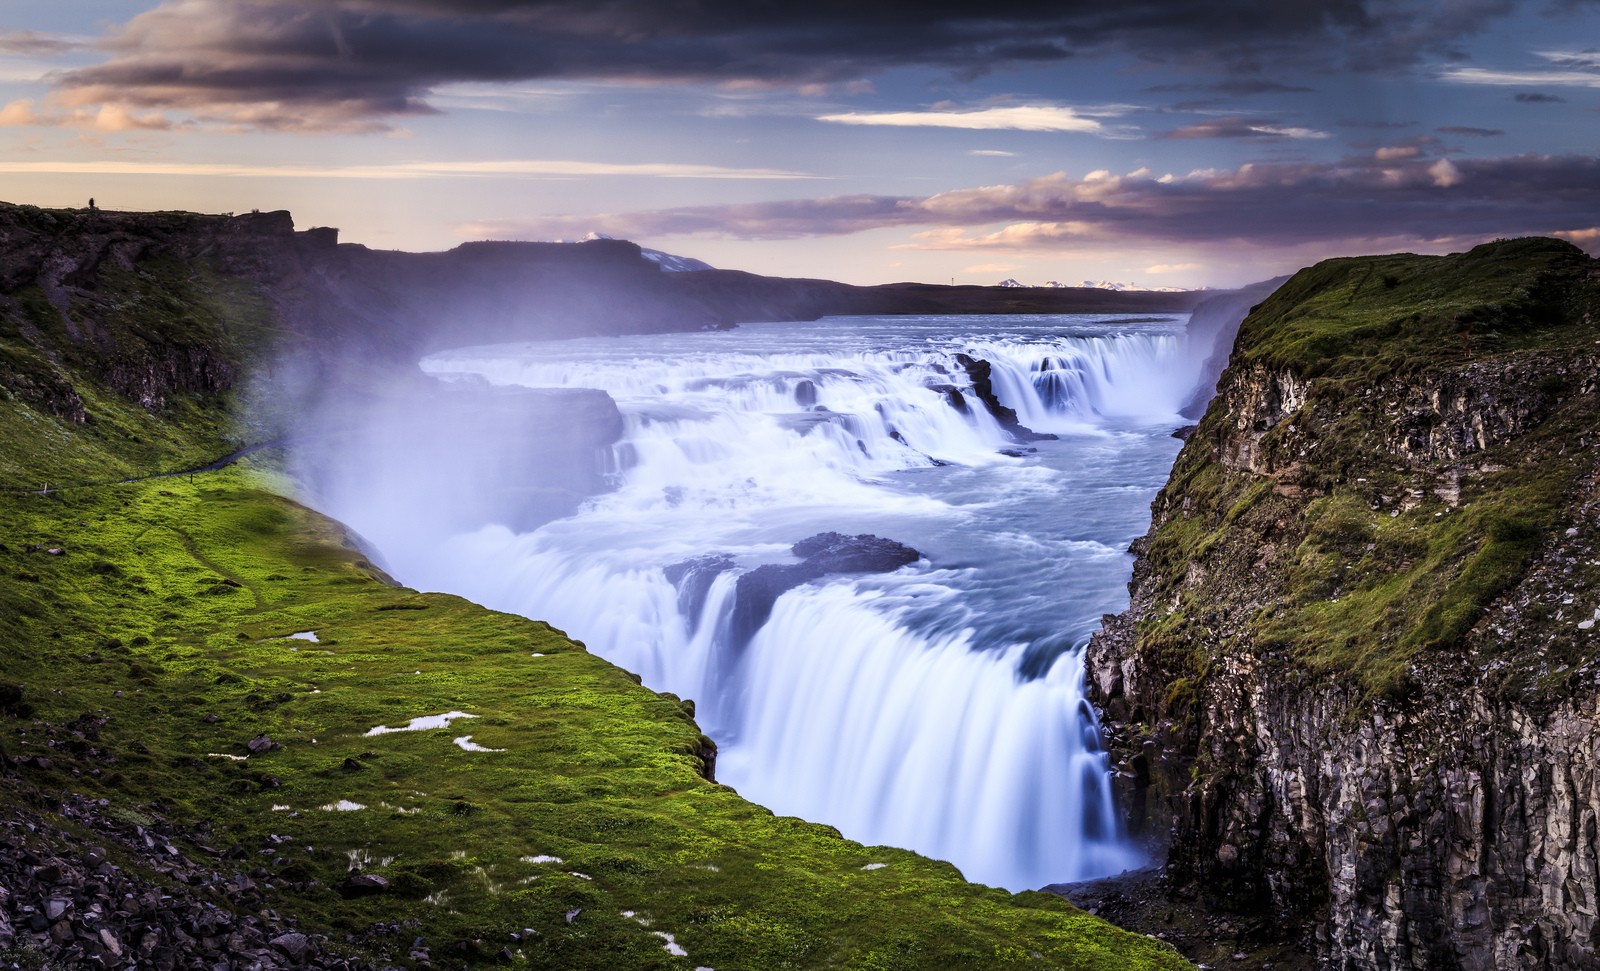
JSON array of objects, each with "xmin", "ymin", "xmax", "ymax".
[
  {"xmin": 0, "ymin": 205, "xmax": 1212, "ymax": 373},
  {"xmin": 1001, "ymin": 276, "xmax": 1192, "ymax": 293}
]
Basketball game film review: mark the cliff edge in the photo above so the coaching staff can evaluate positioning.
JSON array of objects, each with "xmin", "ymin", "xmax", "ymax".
[{"xmin": 1089, "ymin": 237, "xmax": 1600, "ymax": 970}]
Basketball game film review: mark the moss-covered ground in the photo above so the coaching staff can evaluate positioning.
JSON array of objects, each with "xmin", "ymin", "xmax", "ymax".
[{"xmin": 0, "ymin": 205, "xmax": 1192, "ymax": 969}]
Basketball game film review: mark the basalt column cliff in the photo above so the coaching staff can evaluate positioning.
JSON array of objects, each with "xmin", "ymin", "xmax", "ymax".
[{"xmin": 1090, "ymin": 238, "xmax": 1600, "ymax": 970}]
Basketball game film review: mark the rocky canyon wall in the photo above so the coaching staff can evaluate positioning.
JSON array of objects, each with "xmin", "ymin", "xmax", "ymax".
[{"xmin": 1089, "ymin": 238, "xmax": 1600, "ymax": 970}]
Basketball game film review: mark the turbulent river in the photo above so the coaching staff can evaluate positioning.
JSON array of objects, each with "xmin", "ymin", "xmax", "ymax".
[{"xmin": 342, "ymin": 313, "xmax": 1205, "ymax": 891}]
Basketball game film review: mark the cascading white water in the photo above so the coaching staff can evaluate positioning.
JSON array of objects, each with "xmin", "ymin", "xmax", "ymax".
[{"xmin": 337, "ymin": 313, "xmax": 1199, "ymax": 891}]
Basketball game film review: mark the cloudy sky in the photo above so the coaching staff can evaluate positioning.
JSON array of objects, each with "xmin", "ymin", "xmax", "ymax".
[{"xmin": 1, "ymin": 1, "xmax": 1597, "ymax": 287}]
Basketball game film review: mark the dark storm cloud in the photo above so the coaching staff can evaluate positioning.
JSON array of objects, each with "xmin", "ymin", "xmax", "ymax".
[
  {"xmin": 1514, "ymin": 92, "xmax": 1568, "ymax": 102},
  {"xmin": 51, "ymin": 0, "xmax": 1528, "ymax": 129},
  {"xmin": 482, "ymin": 153, "xmax": 1600, "ymax": 252}
]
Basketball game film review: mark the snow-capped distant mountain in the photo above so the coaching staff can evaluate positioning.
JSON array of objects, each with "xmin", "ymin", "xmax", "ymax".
[
  {"xmin": 640, "ymin": 249, "xmax": 715, "ymax": 273},
  {"xmin": 996, "ymin": 278, "xmax": 1027, "ymax": 288},
  {"xmin": 1025, "ymin": 278, "xmax": 1191, "ymax": 293},
  {"xmin": 581, "ymin": 232, "xmax": 714, "ymax": 272}
]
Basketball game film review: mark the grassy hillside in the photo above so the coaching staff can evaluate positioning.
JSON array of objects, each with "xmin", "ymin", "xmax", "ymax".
[{"xmin": 0, "ymin": 205, "xmax": 1191, "ymax": 970}]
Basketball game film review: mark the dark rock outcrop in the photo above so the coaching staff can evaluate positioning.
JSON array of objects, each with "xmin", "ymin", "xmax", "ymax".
[
  {"xmin": 954, "ymin": 354, "xmax": 1056, "ymax": 444},
  {"xmin": 728, "ymin": 532, "xmax": 921, "ymax": 646},
  {"xmin": 664, "ymin": 554, "xmax": 737, "ymax": 633},
  {"xmin": 791, "ymin": 531, "xmax": 922, "ymax": 573}
]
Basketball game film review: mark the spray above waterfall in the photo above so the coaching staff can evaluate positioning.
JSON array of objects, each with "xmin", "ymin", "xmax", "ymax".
[{"xmin": 303, "ymin": 312, "xmax": 1212, "ymax": 891}]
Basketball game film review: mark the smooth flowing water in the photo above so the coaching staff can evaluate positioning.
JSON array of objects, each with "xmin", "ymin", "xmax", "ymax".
[{"xmin": 351, "ymin": 313, "xmax": 1202, "ymax": 890}]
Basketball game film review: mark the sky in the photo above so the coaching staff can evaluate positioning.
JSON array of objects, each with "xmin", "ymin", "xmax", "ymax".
[{"xmin": 1, "ymin": 1, "xmax": 1597, "ymax": 288}]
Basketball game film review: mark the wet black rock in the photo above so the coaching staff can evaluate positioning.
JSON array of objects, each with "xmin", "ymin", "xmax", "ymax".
[
  {"xmin": 730, "ymin": 533, "xmax": 921, "ymax": 646},
  {"xmin": 663, "ymin": 554, "xmax": 737, "ymax": 632},
  {"xmin": 954, "ymin": 353, "xmax": 1055, "ymax": 444},
  {"xmin": 791, "ymin": 532, "xmax": 919, "ymax": 574},
  {"xmin": 730, "ymin": 564, "xmax": 818, "ymax": 645},
  {"xmin": 340, "ymin": 874, "xmax": 391, "ymax": 898},
  {"xmin": 929, "ymin": 384, "xmax": 970, "ymax": 414}
]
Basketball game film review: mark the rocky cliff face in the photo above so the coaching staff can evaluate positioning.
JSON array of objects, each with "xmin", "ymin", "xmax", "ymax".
[{"xmin": 1089, "ymin": 238, "xmax": 1600, "ymax": 970}]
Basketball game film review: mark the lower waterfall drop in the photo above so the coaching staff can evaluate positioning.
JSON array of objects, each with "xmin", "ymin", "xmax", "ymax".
[{"xmin": 335, "ymin": 313, "xmax": 1204, "ymax": 891}]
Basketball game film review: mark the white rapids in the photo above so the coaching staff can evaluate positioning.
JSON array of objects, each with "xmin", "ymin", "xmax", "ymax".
[{"xmin": 320, "ymin": 312, "xmax": 1210, "ymax": 891}]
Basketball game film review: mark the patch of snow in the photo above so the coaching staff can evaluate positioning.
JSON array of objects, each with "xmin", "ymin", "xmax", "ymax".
[
  {"xmin": 642, "ymin": 249, "xmax": 715, "ymax": 272},
  {"xmin": 207, "ymin": 753, "xmax": 247, "ymax": 761},
  {"xmin": 580, "ymin": 231, "xmax": 713, "ymax": 271},
  {"xmin": 271, "ymin": 804, "xmax": 291, "ymax": 811},
  {"xmin": 365, "ymin": 711, "xmax": 476, "ymax": 736},
  {"xmin": 320, "ymin": 800, "xmax": 366, "ymax": 812},
  {"xmin": 568, "ymin": 872, "xmax": 592, "ymax": 880},
  {"xmin": 521, "ymin": 855, "xmax": 563, "ymax": 865},
  {"xmin": 861, "ymin": 863, "xmax": 887, "ymax": 871},
  {"xmin": 530, "ymin": 652, "xmax": 547, "ymax": 657},
  {"xmin": 453, "ymin": 735, "xmax": 505, "ymax": 752},
  {"xmin": 653, "ymin": 932, "xmax": 688, "ymax": 957}
]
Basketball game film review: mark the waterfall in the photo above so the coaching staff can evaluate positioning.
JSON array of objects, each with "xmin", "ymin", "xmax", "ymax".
[{"xmin": 323, "ymin": 313, "xmax": 1198, "ymax": 891}]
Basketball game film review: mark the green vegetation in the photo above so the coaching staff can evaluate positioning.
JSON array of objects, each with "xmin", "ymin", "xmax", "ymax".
[
  {"xmin": 1138, "ymin": 238, "xmax": 1600, "ymax": 701},
  {"xmin": 1232, "ymin": 236, "xmax": 1596, "ymax": 381},
  {"xmin": 0, "ymin": 205, "xmax": 1192, "ymax": 969}
]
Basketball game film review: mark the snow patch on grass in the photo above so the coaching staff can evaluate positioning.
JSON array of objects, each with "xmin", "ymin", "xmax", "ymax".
[{"xmin": 365, "ymin": 711, "xmax": 476, "ymax": 736}]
